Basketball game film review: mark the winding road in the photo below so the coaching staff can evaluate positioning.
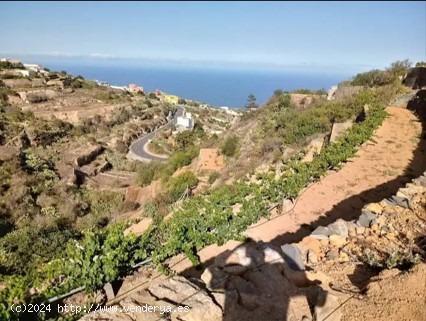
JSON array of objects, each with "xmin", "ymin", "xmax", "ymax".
[{"xmin": 128, "ymin": 106, "xmax": 185, "ymax": 162}]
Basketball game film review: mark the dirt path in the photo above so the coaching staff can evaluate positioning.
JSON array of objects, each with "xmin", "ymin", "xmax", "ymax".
[
  {"xmin": 172, "ymin": 106, "xmax": 426, "ymax": 273},
  {"xmin": 342, "ymin": 263, "xmax": 426, "ymax": 321}
]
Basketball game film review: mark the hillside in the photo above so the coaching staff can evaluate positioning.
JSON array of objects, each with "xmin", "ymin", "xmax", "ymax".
[{"xmin": 0, "ymin": 60, "xmax": 425, "ymax": 321}]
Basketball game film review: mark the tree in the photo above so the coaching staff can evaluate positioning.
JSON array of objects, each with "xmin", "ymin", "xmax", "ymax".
[
  {"xmin": 273, "ymin": 89, "xmax": 284, "ymax": 97},
  {"xmin": 221, "ymin": 135, "xmax": 239, "ymax": 157},
  {"xmin": 175, "ymin": 130, "xmax": 195, "ymax": 151},
  {"xmin": 388, "ymin": 59, "xmax": 412, "ymax": 77},
  {"xmin": 245, "ymin": 94, "xmax": 258, "ymax": 109}
]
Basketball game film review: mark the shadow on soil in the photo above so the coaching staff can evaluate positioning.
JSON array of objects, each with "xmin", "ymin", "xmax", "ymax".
[{"xmin": 180, "ymin": 90, "xmax": 426, "ymax": 321}]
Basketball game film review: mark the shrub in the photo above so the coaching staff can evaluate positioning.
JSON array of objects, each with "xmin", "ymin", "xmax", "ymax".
[
  {"xmin": 61, "ymin": 225, "xmax": 138, "ymax": 290},
  {"xmin": 168, "ymin": 147, "xmax": 199, "ymax": 171},
  {"xmin": 208, "ymin": 171, "xmax": 220, "ymax": 184},
  {"xmin": 0, "ymin": 61, "xmax": 24, "ymax": 70},
  {"xmin": 136, "ymin": 162, "xmax": 164, "ymax": 187},
  {"xmin": 221, "ymin": 135, "xmax": 239, "ymax": 157},
  {"xmin": 351, "ymin": 69, "xmax": 395, "ymax": 87},
  {"xmin": 387, "ymin": 59, "xmax": 412, "ymax": 78},
  {"xmin": 175, "ymin": 130, "xmax": 195, "ymax": 150},
  {"xmin": 167, "ymin": 171, "xmax": 198, "ymax": 202},
  {"xmin": 0, "ymin": 227, "xmax": 77, "ymax": 275}
]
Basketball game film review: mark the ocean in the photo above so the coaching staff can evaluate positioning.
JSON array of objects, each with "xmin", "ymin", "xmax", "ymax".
[{"xmin": 42, "ymin": 62, "xmax": 349, "ymax": 108}]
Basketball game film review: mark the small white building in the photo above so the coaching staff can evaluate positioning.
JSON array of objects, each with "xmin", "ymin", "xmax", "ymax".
[
  {"xmin": 175, "ymin": 111, "xmax": 194, "ymax": 131},
  {"xmin": 327, "ymin": 85, "xmax": 338, "ymax": 101},
  {"xmin": 23, "ymin": 63, "xmax": 43, "ymax": 72}
]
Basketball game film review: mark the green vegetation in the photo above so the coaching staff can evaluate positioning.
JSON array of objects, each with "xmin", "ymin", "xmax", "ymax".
[
  {"xmin": 175, "ymin": 130, "xmax": 195, "ymax": 150},
  {"xmin": 0, "ymin": 227, "xmax": 77, "ymax": 275},
  {"xmin": 208, "ymin": 171, "xmax": 220, "ymax": 184},
  {"xmin": 260, "ymin": 83, "xmax": 404, "ymax": 147},
  {"xmin": 245, "ymin": 94, "xmax": 258, "ymax": 109},
  {"xmin": 221, "ymin": 135, "xmax": 239, "ymax": 157},
  {"xmin": 0, "ymin": 61, "xmax": 24, "ymax": 70},
  {"xmin": 292, "ymin": 88, "xmax": 327, "ymax": 95},
  {"xmin": 0, "ymin": 62, "xmax": 410, "ymax": 320},
  {"xmin": 352, "ymin": 59, "xmax": 412, "ymax": 87},
  {"xmin": 166, "ymin": 171, "xmax": 198, "ymax": 202},
  {"xmin": 136, "ymin": 146, "xmax": 199, "ymax": 188},
  {"xmin": 136, "ymin": 161, "xmax": 164, "ymax": 187}
]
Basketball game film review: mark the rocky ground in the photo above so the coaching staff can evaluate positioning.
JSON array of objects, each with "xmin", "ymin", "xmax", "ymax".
[
  {"xmin": 80, "ymin": 169, "xmax": 426, "ymax": 321},
  {"xmin": 78, "ymin": 93, "xmax": 426, "ymax": 321}
]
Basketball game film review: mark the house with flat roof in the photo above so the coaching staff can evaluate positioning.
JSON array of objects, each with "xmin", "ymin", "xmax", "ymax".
[{"xmin": 175, "ymin": 111, "xmax": 194, "ymax": 132}]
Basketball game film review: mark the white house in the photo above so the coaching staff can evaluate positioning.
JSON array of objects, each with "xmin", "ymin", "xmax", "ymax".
[
  {"xmin": 23, "ymin": 63, "xmax": 43, "ymax": 72},
  {"xmin": 175, "ymin": 111, "xmax": 194, "ymax": 131},
  {"xmin": 327, "ymin": 85, "xmax": 338, "ymax": 100}
]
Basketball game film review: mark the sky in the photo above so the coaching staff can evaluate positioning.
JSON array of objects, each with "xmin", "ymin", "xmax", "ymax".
[{"xmin": 0, "ymin": 1, "xmax": 425, "ymax": 73}]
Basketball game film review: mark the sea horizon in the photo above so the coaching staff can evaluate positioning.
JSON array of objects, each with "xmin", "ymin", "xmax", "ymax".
[{"xmin": 11, "ymin": 57, "xmax": 353, "ymax": 108}]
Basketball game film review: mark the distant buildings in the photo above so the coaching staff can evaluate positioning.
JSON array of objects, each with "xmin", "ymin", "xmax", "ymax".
[
  {"xmin": 23, "ymin": 63, "xmax": 43, "ymax": 72},
  {"xmin": 219, "ymin": 106, "xmax": 240, "ymax": 116},
  {"xmin": 127, "ymin": 83, "xmax": 144, "ymax": 94}
]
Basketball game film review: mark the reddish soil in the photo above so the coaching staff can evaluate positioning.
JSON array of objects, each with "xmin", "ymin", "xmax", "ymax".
[
  {"xmin": 342, "ymin": 263, "xmax": 426, "ymax": 321},
  {"xmin": 172, "ymin": 106, "xmax": 426, "ymax": 272}
]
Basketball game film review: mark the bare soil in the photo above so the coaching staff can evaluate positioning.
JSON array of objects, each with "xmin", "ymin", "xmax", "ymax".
[
  {"xmin": 172, "ymin": 106, "xmax": 426, "ymax": 272},
  {"xmin": 342, "ymin": 263, "xmax": 426, "ymax": 321}
]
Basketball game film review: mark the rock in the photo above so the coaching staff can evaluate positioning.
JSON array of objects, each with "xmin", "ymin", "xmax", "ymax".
[
  {"xmin": 365, "ymin": 202, "xmax": 383, "ymax": 214},
  {"xmin": 329, "ymin": 235, "xmax": 347, "ymax": 248},
  {"xmin": 217, "ymin": 244, "xmax": 264, "ymax": 275},
  {"xmin": 371, "ymin": 224, "xmax": 380, "ymax": 234},
  {"xmin": 302, "ymin": 135, "xmax": 325, "ymax": 163},
  {"xmin": 282, "ymin": 198, "xmax": 294, "ymax": 213},
  {"xmin": 376, "ymin": 215, "xmax": 387, "ymax": 226},
  {"xmin": 221, "ymin": 246, "xmax": 252, "ymax": 267},
  {"xmin": 390, "ymin": 195, "xmax": 410, "ymax": 209},
  {"xmin": 413, "ymin": 176, "xmax": 426, "ymax": 187},
  {"xmin": 79, "ymin": 311, "xmax": 134, "ymax": 321},
  {"xmin": 232, "ymin": 203, "xmax": 242, "ymax": 215},
  {"xmin": 357, "ymin": 210, "xmax": 377, "ymax": 227},
  {"xmin": 328, "ymin": 219, "xmax": 349, "ymax": 237},
  {"xmin": 320, "ymin": 238, "xmax": 330, "ymax": 247},
  {"xmin": 329, "ymin": 120, "xmax": 353, "ymax": 143},
  {"xmin": 326, "ymin": 249, "xmax": 339, "ymax": 260},
  {"xmin": 356, "ymin": 226, "xmax": 366, "ymax": 235},
  {"xmin": 223, "ymin": 264, "xmax": 249, "ymax": 275},
  {"xmin": 263, "ymin": 246, "xmax": 285, "ymax": 265},
  {"xmin": 227, "ymin": 275, "xmax": 260, "ymax": 310},
  {"xmin": 338, "ymin": 252, "xmax": 350, "ymax": 263},
  {"xmin": 281, "ymin": 244, "xmax": 305, "ymax": 271},
  {"xmin": 119, "ymin": 297, "xmax": 170, "ymax": 321},
  {"xmin": 103, "ymin": 283, "xmax": 115, "ymax": 301},
  {"xmin": 201, "ymin": 266, "xmax": 227, "ymax": 289},
  {"xmin": 314, "ymin": 291, "xmax": 342, "ymax": 321},
  {"xmin": 307, "ymin": 250, "xmax": 319, "ymax": 265},
  {"xmin": 124, "ymin": 217, "xmax": 153, "ymax": 236},
  {"xmin": 298, "ymin": 236, "xmax": 323, "ymax": 260},
  {"xmin": 148, "ymin": 276, "xmax": 222, "ymax": 321},
  {"xmin": 311, "ymin": 226, "xmax": 331, "ymax": 239},
  {"xmin": 211, "ymin": 291, "xmax": 227, "ymax": 309},
  {"xmin": 287, "ymin": 295, "xmax": 312, "ymax": 321}
]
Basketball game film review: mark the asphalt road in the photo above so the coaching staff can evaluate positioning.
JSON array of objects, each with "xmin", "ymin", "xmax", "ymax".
[{"xmin": 129, "ymin": 106, "xmax": 184, "ymax": 161}]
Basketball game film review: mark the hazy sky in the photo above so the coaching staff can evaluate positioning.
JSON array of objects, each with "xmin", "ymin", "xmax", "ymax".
[{"xmin": 0, "ymin": 1, "xmax": 425, "ymax": 72}]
